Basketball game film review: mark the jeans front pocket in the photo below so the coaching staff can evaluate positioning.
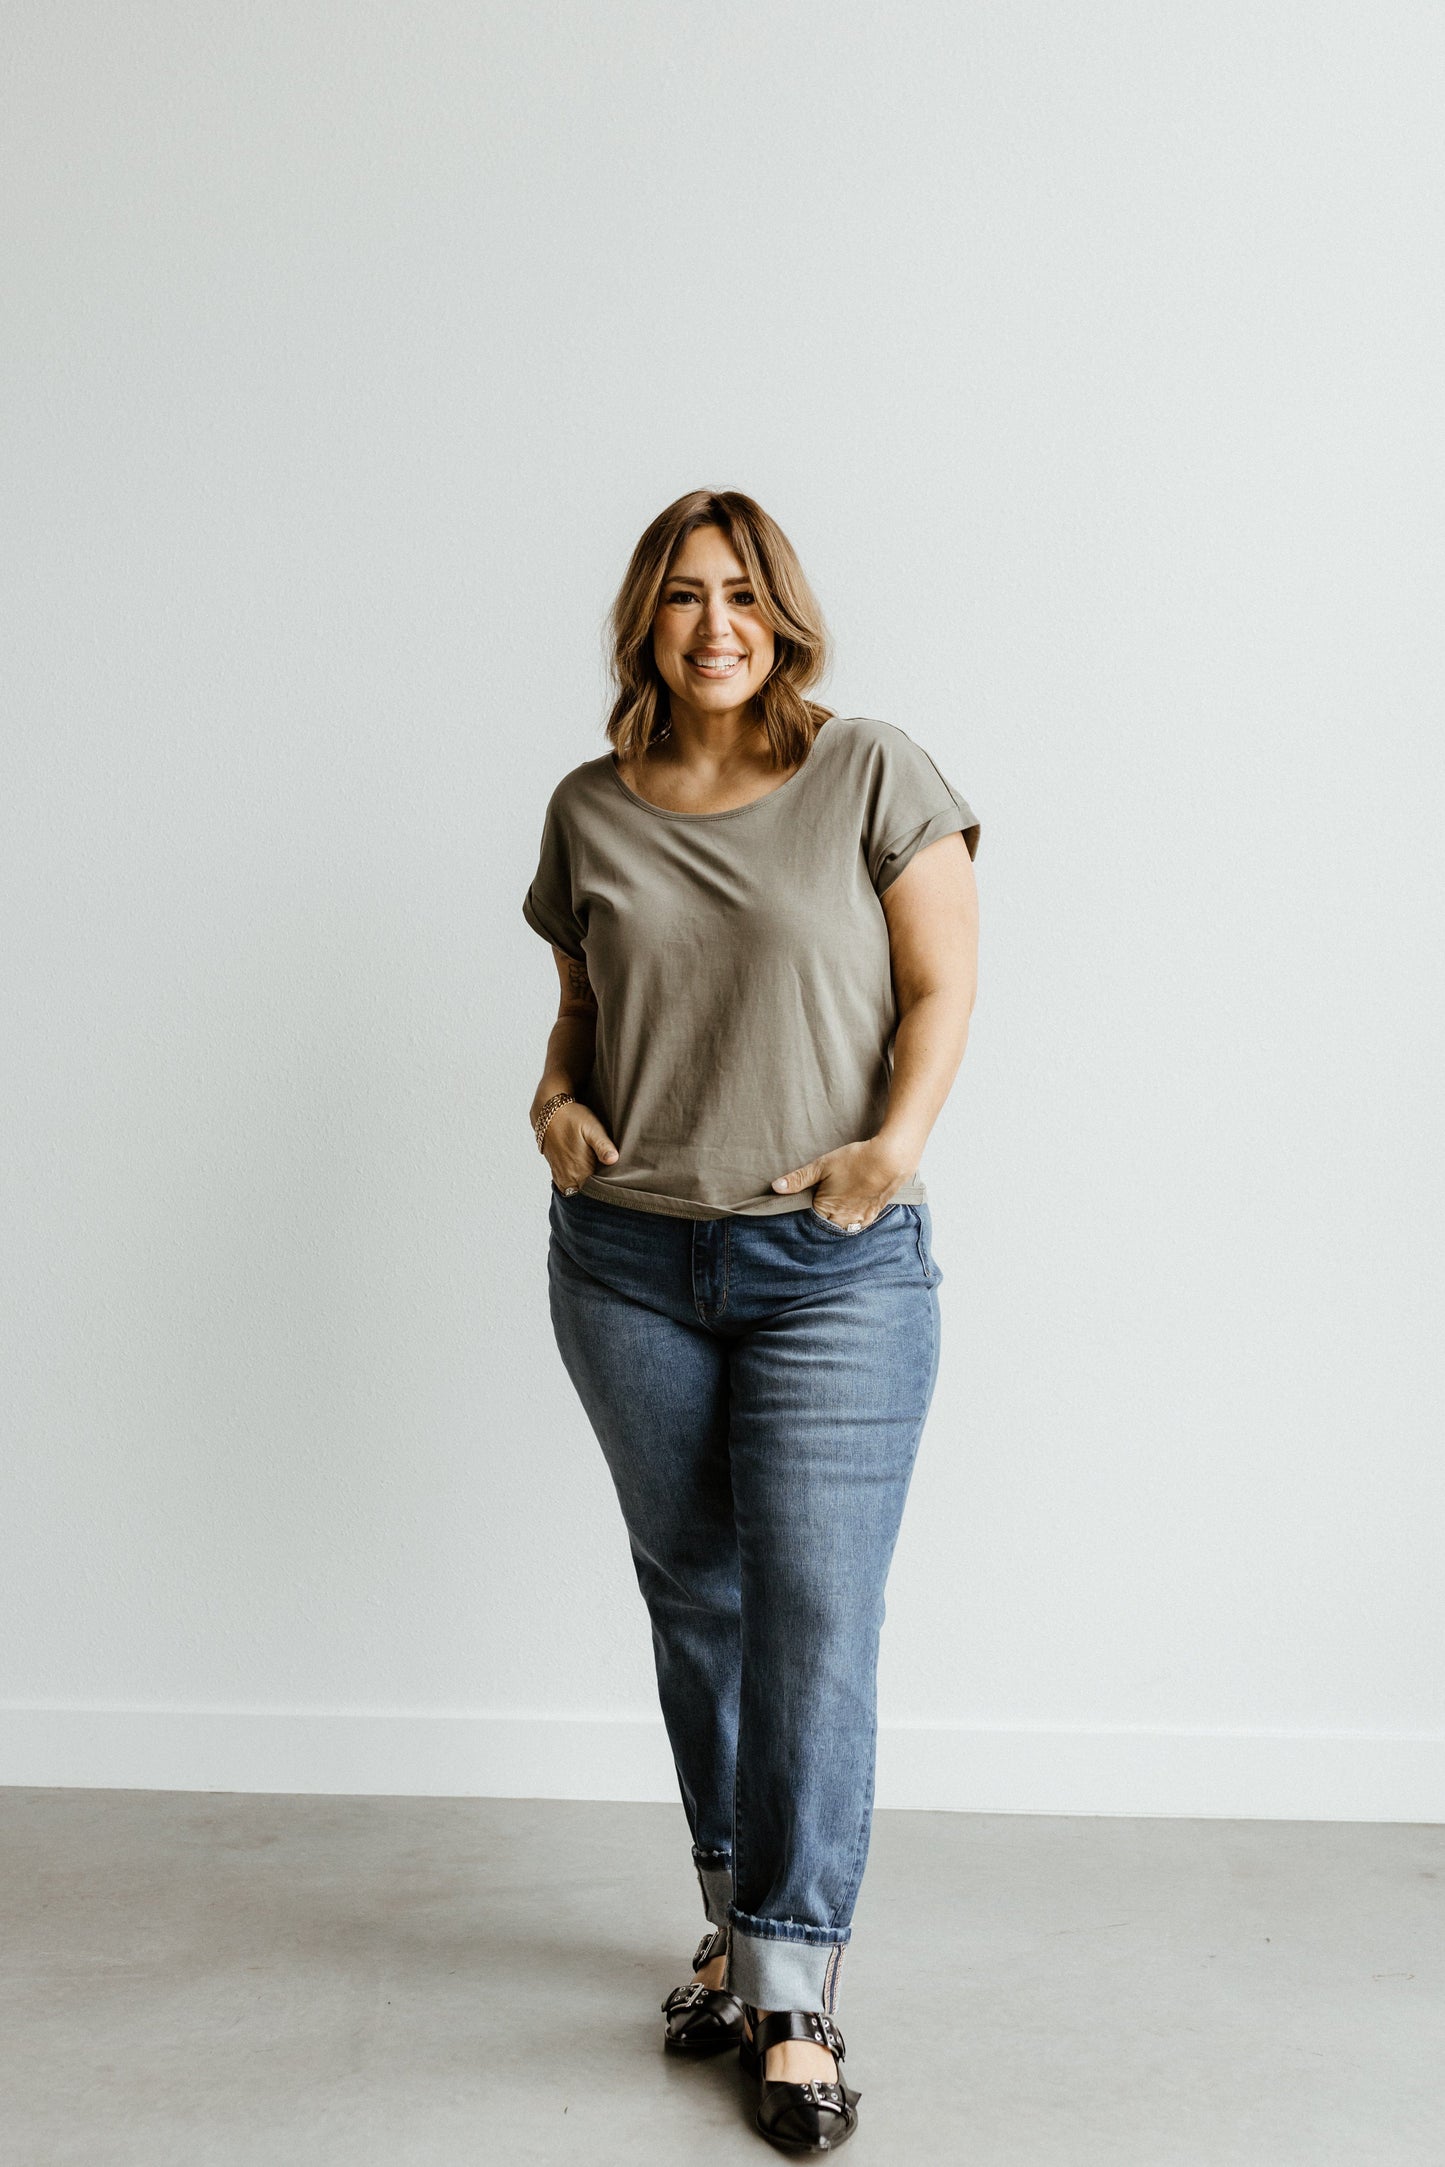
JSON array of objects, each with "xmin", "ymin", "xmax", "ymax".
[{"xmin": 808, "ymin": 1200, "xmax": 903, "ymax": 1238}]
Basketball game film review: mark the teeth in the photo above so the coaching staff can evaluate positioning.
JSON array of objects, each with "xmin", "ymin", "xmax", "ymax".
[{"xmin": 691, "ymin": 655, "xmax": 742, "ymax": 672}]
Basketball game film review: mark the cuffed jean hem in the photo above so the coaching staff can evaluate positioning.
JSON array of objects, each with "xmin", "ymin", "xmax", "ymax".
[
  {"xmin": 693, "ymin": 1852, "xmax": 733, "ymax": 1931},
  {"xmin": 725, "ymin": 1908, "xmax": 849, "ymax": 2015}
]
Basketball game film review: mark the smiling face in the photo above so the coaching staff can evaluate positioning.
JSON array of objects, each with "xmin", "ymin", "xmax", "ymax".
[{"xmin": 650, "ymin": 524, "xmax": 777, "ymax": 726}]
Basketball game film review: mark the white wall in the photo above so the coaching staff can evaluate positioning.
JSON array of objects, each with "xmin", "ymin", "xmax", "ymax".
[{"xmin": 3, "ymin": 2, "xmax": 1441, "ymax": 1819}]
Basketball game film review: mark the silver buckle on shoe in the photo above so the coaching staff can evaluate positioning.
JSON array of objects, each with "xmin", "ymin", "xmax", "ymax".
[{"xmin": 801, "ymin": 2080, "xmax": 846, "ymax": 2111}]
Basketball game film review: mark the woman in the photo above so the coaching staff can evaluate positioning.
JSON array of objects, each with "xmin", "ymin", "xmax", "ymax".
[{"xmin": 522, "ymin": 489, "xmax": 980, "ymax": 2153}]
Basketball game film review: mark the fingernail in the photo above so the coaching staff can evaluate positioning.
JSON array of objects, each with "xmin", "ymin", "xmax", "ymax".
[{"xmin": 771, "ymin": 1178, "xmax": 788, "ymax": 1191}]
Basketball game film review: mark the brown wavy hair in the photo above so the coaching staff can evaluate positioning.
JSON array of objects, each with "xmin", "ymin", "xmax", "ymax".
[{"xmin": 605, "ymin": 490, "xmax": 834, "ymax": 768}]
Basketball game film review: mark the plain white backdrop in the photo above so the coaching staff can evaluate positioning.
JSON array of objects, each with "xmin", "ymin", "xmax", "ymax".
[{"xmin": 2, "ymin": 2, "xmax": 1441, "ymax": 1818}]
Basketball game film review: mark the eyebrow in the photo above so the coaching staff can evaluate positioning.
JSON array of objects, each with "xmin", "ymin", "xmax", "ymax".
[{"xmin": 662, "ymin": 572, "xmax": 753, "ymax": 586}]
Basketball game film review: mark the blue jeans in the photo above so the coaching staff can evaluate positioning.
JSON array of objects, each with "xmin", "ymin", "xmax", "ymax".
[{"xmin": 546, "ymin": 1186, "xmax": 944, "ymax": 2014}]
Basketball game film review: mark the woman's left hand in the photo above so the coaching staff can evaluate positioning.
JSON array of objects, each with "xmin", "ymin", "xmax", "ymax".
[{"xmin": 770, "ymin": 1138, "xmax": 912, "ymax": 1230}]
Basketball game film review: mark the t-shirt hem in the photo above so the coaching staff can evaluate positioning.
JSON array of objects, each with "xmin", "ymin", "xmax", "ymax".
[{"xmin": 576, "ymin": 1175, "xmax": 929, "ymax": 1219}]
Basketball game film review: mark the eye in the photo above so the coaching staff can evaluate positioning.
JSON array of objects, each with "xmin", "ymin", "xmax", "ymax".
[{"xmin": 661, "ymin": 584, "xmax": 757, "ymax": 611}]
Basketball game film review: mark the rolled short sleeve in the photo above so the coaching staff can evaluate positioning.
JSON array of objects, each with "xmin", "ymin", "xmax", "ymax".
[
  {"xmin": 865, "ymin": 724, "xmax": 981, "ymax": 896},
  {"xmin": 521, "ymin": 793, "xmax": 587, "ymax": 963}
]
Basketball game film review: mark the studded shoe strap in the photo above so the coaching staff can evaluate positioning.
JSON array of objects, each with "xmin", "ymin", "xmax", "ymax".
[{"xmin": 754, "ymin": 2008, "xmax": 846, "ymax": 2062}]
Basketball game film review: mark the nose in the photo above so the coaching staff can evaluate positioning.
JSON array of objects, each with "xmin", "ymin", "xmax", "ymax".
[{"xmin": 701, "ymin": 591, "xmax": 734, "ymax": 640}]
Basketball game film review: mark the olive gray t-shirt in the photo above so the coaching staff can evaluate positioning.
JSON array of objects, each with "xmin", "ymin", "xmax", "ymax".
[{"xmin": 522, "ymin": 715, "xmax": 980, "ymax": 1219}]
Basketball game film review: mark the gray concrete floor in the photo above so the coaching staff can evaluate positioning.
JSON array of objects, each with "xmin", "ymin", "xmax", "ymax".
[{"xmin": 0, "ymin": 1790, "xmax": 1440, "ymax": 2165}]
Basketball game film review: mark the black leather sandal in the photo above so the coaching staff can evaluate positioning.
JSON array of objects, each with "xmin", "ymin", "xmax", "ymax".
[
  {"xmin": 660, "ymin": 1926, "xmax": 747, "ymax": 2055},
  {"xmin": 739, "ymin": 2005, "xmax": 861, "ymax": 2152}
]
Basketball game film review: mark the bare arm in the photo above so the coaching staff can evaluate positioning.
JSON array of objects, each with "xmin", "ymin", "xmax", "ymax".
[
  {"xmin": 873, "ymin": 828, "xmax": 979, "ymax": 1172},
  {"xmin": 529, "ymin": 947, "xmax": 620, "ymax": 1182},
  {"xmin": 528, "ymin": 949, "xmax": 599, "ymax": 1127}
]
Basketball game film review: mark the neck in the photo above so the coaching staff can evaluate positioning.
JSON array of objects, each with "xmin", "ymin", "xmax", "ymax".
[{"xmin": 658, "ymin": 697, "xmax": 768, "ymax": 763}]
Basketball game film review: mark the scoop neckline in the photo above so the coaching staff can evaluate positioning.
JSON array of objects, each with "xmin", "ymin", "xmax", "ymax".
[{"xmin": 605, "ymin": 723, "xmax": 830, "ymax": 822}]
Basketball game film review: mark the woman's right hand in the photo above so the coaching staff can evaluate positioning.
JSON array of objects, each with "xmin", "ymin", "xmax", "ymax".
[{"xmin": 543, "ymin": 1100, "xmax": 620, "ymax": 1193}]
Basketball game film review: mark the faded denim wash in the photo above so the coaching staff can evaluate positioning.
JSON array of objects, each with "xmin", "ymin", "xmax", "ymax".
[{"xmin": 546, "ymin": 1185, "xmax": 945, "ymax": 2014}]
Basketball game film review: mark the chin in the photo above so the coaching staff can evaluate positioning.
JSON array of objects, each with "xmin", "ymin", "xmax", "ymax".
[{"xmin": 683, "ymin": 672, "xmax": 758, "ymax": 703}]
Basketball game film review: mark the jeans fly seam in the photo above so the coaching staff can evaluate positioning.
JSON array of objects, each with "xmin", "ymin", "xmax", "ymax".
[{"xmin": 690, "ymin": 1218, "xmax": 731, "ymax": 1324}]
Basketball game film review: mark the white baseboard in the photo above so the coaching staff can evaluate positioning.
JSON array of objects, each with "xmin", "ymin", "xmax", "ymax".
[{"xmin": 1, "ymin": 1707, "xmax": 1440, "ymax": 1821}]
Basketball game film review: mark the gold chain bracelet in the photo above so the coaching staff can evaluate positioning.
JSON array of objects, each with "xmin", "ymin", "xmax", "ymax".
[{"xmin": 533, "ymin": 1092, "xmax": 575, "ymax": 1152}]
